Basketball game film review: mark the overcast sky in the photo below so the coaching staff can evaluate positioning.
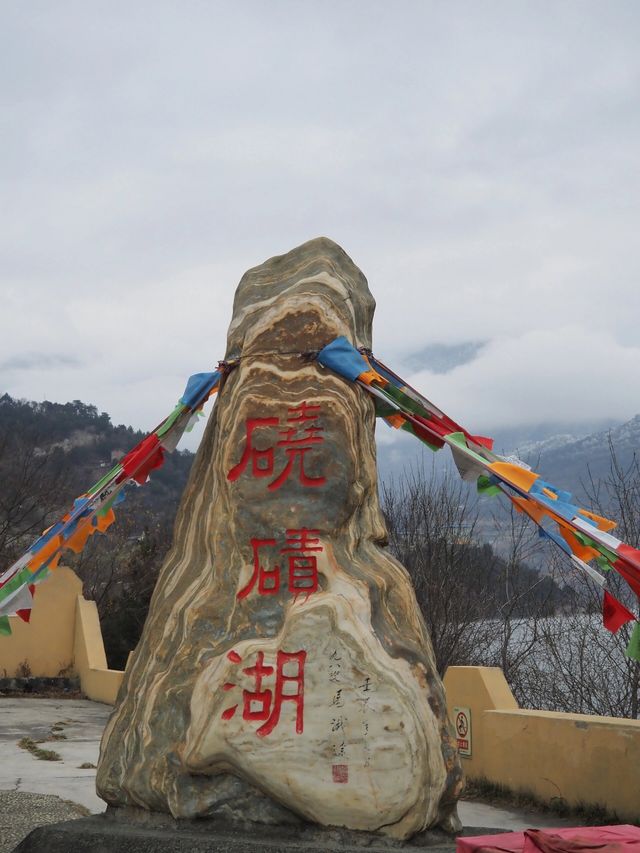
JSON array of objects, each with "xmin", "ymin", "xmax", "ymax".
[{"xmin": 2, "ymin": 1, "xmax": 639, "ymax": 451}]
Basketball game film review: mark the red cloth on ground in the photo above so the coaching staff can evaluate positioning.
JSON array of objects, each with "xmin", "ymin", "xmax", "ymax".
[{"xmin": 457, "ymin": 825, "xmax": 640, "ymax": 853}]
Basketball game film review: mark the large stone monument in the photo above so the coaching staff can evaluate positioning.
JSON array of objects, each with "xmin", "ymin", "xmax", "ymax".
[{"xmin": 96, "ymin": 238, "xmax": 463, "ymax": 841}]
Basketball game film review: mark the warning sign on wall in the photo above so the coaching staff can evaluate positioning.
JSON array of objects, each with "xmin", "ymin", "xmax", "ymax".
[{"xmin": 453, "ymin": 706, "xmax": 471, "ymax": 757}]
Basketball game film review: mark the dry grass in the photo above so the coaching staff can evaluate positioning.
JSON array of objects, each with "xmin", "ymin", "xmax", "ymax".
[
  {"xmin": 17, "ymin": 737, "xmax": 62, "ymax": 762},
  {"xmin": 16, "ymin": 720, "xmax": 71, "ymax": 760}
]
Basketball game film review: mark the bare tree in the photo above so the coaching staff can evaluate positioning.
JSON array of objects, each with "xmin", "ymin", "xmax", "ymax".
[
  {"xmin": 381, "ymin": 465, "xmax": 502, "ymax": 673},
  {"xmin": 500, "ymin": 438, "xmax": 640, "ymax": 719},
  {"xmin": 381, "ymin": 464, "xmax": 575, "ymax": 698},
  {"xmin": 482, "ymin": 502, "xmax": 571, "ymax": 705},
  {"xmin": 0, "ymin": 424, "xmax": 70, "ymax": 568},
  {"xmin": 68, "ymin": 507, "xmax": 173, "ymax": 669}
]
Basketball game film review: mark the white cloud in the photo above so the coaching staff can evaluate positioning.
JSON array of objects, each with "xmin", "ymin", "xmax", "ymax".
[
  {"xmin": 1, "ymin": 1, "xmax": 639, "ymax": 450},
  {"xmin": 408, "ymin": 327, "xmax": 640, "ymax": 432}
]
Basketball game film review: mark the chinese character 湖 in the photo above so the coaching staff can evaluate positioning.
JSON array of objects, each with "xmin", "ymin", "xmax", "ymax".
[{"xmin": 221, "ymin": 649, "xmax": 307, "ymax": 737}]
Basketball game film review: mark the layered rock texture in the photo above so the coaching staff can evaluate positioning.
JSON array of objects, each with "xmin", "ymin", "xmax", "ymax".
[{"xmin": 96, "ymin": 237, "xmax": 463, "ymax": 839}]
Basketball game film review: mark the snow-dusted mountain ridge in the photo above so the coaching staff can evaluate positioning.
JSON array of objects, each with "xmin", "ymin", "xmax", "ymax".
[{"xmin": 514, "ymin": 414, "xmax": 640, "ymax": 502}]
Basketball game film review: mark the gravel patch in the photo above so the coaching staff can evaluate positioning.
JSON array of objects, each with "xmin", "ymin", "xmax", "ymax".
[{"xmin": 0, "ymin": 789, "xmax": 88, "ymax": 853}]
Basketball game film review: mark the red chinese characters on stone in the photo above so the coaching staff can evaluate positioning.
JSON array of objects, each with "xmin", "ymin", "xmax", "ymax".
[
  {"xmin": 227, "ymin": 403, "xmax": 326, "ymax": 490},
  {"xmin": 221, "ymin": 649, "xmax": 307, "ymax": 736},
  {"xmin": 282, "ymin": 528, "xmax": 321, "ymax": 596},
  {"xmin": 236, "ymin": 538, "xmax": 280, "ymax": 598},
  {"xmin": 236, "ymin": 529, "xmax": 321, "ymax": 600},
  {"xmin": 226, "ymin": 417, "xmax": 279, "ymax": 481}
]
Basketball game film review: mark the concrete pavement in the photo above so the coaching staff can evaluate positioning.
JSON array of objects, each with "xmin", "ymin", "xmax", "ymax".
[
  {"xmin": 0, "ymin": 697, "xmax": 572, "ymax": 847},
  {"xmin": 458, "ymin": 801, "xmax": 571, "ymax": 832},
  {"xmin": 0, "ymin": 697, "xmax": 110, "ymax": 813}
]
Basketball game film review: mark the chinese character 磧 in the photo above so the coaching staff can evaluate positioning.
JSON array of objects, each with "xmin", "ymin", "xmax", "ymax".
[
  {"xmin": 281, "ymin": 528, "xmax": 321, "ymax": 596},
  {"xmin": 236, "ymin": 538, "xmax": 280, "ymax": 599},
  {"xmin": 221, "ymin": 649, "xmax": 307, "ymax": 737},
  {"xmin": 236, "ymin": 531, "xmax": 323, "ymax": 600}
]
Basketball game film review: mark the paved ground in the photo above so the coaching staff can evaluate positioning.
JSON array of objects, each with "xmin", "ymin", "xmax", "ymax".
[
  {"xmin": 0, "ymin": 698, "xmax": 110, "ymax": 813},
  {"xmin": 0, "ymin": 697, "xmax": 572, "ymax": 851},
  {"xmin": 458, "ymin": 801, "xmax": 570, "ymax": 832}
]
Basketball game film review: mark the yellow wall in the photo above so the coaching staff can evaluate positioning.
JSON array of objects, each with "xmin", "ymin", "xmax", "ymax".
[
  {"xmin": 72, "ymin": 595, "xmax": 124, "ymax": 704},
  {"xmin": 0, "ymin": 565, "xmax": 124, "ymax": 704},
  {"xmin": 444, "ymin": 665, "xmax": 640, "ymax": 822},
  {"xmin": 0, "ymin": 566, "xmax": 81, "ymax": 677}
]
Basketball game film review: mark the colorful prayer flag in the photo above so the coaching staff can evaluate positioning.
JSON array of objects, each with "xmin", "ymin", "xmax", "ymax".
[{"xmin": 602, "ymin": 591, "xmax": 636, "ymax": 633}]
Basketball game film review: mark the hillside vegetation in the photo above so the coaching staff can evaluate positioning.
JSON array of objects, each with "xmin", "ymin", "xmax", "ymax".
[{"xmin": 1, "ymin": 393, "xmax": 632, "ymax": 696}]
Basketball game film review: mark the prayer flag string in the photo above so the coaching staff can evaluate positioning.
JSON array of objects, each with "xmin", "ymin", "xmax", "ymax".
[
  {"xmin": 0, "ymin": 370, "xmax": 222, "ymax": 631},
  {"xmin": 316, "ymin": 337, "xmax": 640, "ymax": 660},
  {"xmin": 2, "ymin": 336, "xmax": 639, "ymax": 662}
]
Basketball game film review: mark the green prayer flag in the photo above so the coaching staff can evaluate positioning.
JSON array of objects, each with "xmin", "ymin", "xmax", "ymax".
[
  {"xmin": 574, "ymin": 529, "xmax": 606, "ymax": 554},
  {"xmin": 0, "ymin": 615, "xmax": 11, "ymax": 636},
  {"xmin": 595, "ymin": 543, "xmax": 619, "ymax": 565},
  {"xmin": 89, "ymin": 466, "xmax": 121, "ymax": 496},
  {"xmin": 382, "ymin": 382, "xmax": 426, "ymax": 417},
  {"xmin": 477, "ymin": 475, "xmax": 501, "ymax": 497},
  {"xmin": 97, "ymin": 492, "xmax": 120, "ymax": 517},
  {"xmin": 575, "ymin": 529, "xmax": 618, "ymax": 564},
  {"xmin": 0, "ymin": 568, "xmax": 31, "ymax": 605},
  {"xmin": 595, "ymin": 555, "xmax": 613, "ymax": 571},
  {"xmin": 570, "ymin": 531, "xmax": 617, "ymax": 571},
  {"xmin": 447, "ymin": 432, "xmax": 488, "ymax": 465},
  {"xmin": 625, "ymin": 621, "xmax": 640, "ymax": 662},
  {"xmin": 374, "ymin": 398, "xmax": 397, "ymax": 419},
  {"xmin": 156, "ymin": 403, "xmax": 186, "ymax": 438}
]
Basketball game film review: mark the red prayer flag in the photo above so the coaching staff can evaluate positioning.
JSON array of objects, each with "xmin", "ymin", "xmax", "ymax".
[
  {"xmin": 611, "ymin": 558, "xmax": 640, "ymax": 599},
  {"xmin": 118, "ymin": 434, "xmax": 164, "ymax": 485},
  {"xmin": 470, "ymin": 434, "xmax": 494, "ymax": 451},
  {"xmin": 617, "ymin": 542, "xmax": 640, "ymax": 572},
  {"xmin": 602, "ymin": 590, "xmax": 636, "ymax": 633}
]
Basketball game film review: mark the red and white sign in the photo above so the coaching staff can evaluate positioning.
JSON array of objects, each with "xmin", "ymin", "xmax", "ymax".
[{"xmin": 453, "ymin": 706, "xmax": 471, "ymax": 757}]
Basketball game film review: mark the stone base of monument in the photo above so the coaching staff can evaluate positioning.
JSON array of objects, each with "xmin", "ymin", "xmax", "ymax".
[{"xmin": 13, "ymin": 808, "xmax": 505, "ymax": 853}]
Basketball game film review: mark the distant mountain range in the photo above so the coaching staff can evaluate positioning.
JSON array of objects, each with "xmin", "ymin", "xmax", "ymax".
[
  {"xmin": 2, "ymin": 391, "xmax": 637, "ymax": 541},
  {"xmin": 0, "ymin": 394, "xmax": 194, "ymax": 543},
  {"xmin": 374, "ymin": 413, "xmax": 640, "ymax": 544},
  {"xmin": 513, "ymin": 415, "xmax": 640, "ymax": 505}
]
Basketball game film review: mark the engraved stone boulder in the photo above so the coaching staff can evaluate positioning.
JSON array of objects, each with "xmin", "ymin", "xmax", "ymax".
[{"xmin": 96, "ymin": 237, "xmax": 463, "ymax": 840}]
